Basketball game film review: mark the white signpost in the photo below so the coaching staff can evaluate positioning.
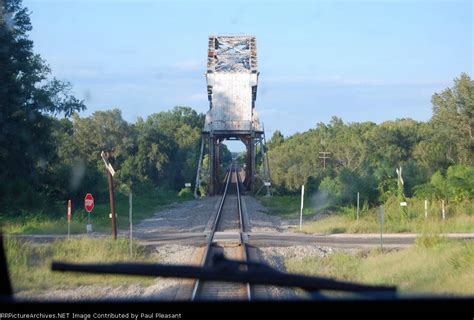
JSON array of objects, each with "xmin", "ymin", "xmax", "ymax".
[
  {"xmin": 299, "ymin": 185, "xmax": 305, "ymax": 231},
  {"xmin": 379, "ymin": 206, "xmax": 384, "ymax": 251},
  {"xmin": 356, "ymin": 192, "xmax": 360, "ymax": 221}
]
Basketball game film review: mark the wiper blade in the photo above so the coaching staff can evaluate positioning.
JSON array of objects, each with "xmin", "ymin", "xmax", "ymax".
[{"xmin": 52, "ymin": 253, "xmax": 396, "ymax": 296}]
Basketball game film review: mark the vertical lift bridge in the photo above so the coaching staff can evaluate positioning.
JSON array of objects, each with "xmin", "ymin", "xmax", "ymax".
[{"xmin": 194, "ymin": 36, "xmax": 271, "ymax": 196}]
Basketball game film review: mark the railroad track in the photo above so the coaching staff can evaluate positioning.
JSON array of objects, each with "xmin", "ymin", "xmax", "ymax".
[{"xmin": 190, "ymin": 162, "xmax": 252, "ymax": 301}]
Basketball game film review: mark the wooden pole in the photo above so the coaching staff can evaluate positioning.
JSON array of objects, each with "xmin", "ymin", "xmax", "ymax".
[{"xmin": 129, "ymin": 191, "xmax": 133, "ymax": 257}]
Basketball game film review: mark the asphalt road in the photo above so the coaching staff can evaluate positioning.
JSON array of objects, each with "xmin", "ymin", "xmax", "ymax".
[{"xmin": 8, "ymin": 232, "xmax": 474, "ymax": 248}]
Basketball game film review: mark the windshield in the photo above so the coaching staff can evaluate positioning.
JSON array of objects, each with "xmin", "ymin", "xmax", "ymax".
[{"xmin": 1, "ymin": 0, "xmax": 473, "ymax": 309}]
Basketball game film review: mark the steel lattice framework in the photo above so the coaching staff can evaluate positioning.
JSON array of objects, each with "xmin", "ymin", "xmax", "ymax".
[{"xmin": 207, "ymin": 36, "xmax": 258, "ymax": 73}]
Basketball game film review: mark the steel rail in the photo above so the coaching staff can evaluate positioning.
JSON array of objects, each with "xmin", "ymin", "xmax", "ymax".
[
  {"xmin": 191, "ymin": 163, "xmax": 233, "ymax": 300},
  {"xmin": 236, "ymin": 166, "xmax": 251, "ymax": 300}
]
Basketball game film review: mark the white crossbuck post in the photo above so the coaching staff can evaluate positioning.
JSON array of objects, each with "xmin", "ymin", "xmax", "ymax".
[{"xmin": 299, "ymin": 185, "xmax": 304, "ymax": 231}]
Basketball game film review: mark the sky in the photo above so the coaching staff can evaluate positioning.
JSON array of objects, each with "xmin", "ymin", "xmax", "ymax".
[{"xmin": 24, "ymin": 0, "xmax": 473, "ymax": 151}]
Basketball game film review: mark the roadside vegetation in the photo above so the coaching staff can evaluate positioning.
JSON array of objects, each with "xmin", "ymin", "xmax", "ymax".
[
  {"xmin": 261, "ymin": 73, "xmax": 473, "ymax": 234},
  {"xmin": 286, "ymin": 238, "xmax": 474, "ymax": 296},
  {"xmin": 4, "ymin": 237, "xmax": 156, "ymax": 293}
]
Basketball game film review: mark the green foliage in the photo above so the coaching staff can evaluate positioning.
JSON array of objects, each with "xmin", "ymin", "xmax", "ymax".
[
  {"xmin": 0, "ymin": 0, "xmax": 85, "ymax": 212},
  {"xmin": 267, "ymin": 74, "xmax": 473, "ymax": 215},
  {"xmin": 414, "ymin": 165, "xmax": 474, "ymax": 203},
  {"xmin": 178, "ymin": 187, "xmax": 193, "ymax": 200},
  {"xmin": 431, "ymin": 73, "xmax": 474, "ymax": 166},
  {"xmin": 266, "ymin": 130, "xmax": 285, "ymax": 150}
]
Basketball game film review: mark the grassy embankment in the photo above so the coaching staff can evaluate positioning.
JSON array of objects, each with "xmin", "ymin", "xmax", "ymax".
[
  {"xmin": 4, "ymin": 237, "xmax": 157, "ymax": 293},
  {"xmin": 1, "ymin": 188, "xmax": 193, "ymax": 235},
  {"xmin": 286, "ymin": 237, "xmax": 474, "ymax": 296},
  {"xmin": 258, "ymin": 195, "xmax": 474, "ymax": 234}
]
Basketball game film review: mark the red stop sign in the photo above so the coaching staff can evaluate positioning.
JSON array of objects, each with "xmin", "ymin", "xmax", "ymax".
[{"xmin": 84, "ymin": 193, "xmax": 94, "ymax": 213}]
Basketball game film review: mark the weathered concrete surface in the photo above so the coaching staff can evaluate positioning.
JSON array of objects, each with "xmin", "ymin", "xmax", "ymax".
[{"xmin": 204, "ymin": 73, "xmax": 261, "ymax": 132}]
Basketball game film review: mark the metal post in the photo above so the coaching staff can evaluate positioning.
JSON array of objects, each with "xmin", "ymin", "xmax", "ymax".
[
  {"xmin": 209, "ymin": 135, "xmax": 215, "ymax": 195},
  {"xmin": 262, "ymin": 123, "xmax": 272, "ymax": 196},
  {"xmin": 424, "ymin": 199, "xmax": 428, "ymax": 219},
  {"xmin": 194, "ymin": 137, "xmax": 205, "ymax": 198},
  {"xmin": 107, "ymin": 169, "xmax": 117, "ymax": 240},
  {"xmin": 356, "ymin": 192, "xmax": 360, "ymax": 221},
  {"xmin": 251, "ymin": 132, "xmax": 256, "ymax": 191},
  {"xmin": 300, "ymin": 185, "xmax": 305, "ymax": 231},
  {"xmin": 442, "ymin": 200, "xmax": 446, "ymax": 220},
  {"xmin": 129, "ymin": 191, "xmax": 133, "ymax": 257}
]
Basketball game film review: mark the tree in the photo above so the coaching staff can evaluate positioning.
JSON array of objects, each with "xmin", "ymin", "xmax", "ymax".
[
  {"xmin": 267, "ymin": 130, "xmax": 284, "ymax": 150},
  {"xmin": 0, "ymin": 0, "xmax": 85, "ymax": 209},
  {"xmin": 431, "ymin": 73, "xmax": 474, "ymax": 166}
]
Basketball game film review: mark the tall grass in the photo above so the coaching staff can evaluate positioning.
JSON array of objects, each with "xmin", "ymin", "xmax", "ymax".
[
  {"xmin": 4, "ymin": 237, "xmax": 156, "ymax": 292},
  {"xmin": 286, "ymin": 239, "xmax": 474, "ymax": 296},
  {"xmin": 259, "ymin": 195, "xmax": 474, "ymax": 234},
  {"xmin": 258, "ymin": 195, "xmax": 313, "ymax": 218}
]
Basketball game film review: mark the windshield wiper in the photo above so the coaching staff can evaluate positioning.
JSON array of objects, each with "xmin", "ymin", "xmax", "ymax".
[{"xmin": 51, "ymin": 252, "xmax": 397, "ymax": 299}]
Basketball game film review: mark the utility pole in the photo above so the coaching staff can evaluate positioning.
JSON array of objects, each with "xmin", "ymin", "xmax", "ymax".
[
  {"xmin": 102, "ymin": 151, "xmax": 117, "ymax": 240},
  {"xmin": 319, "ymin": 151, "xmax": 331, "ymax": 170}
]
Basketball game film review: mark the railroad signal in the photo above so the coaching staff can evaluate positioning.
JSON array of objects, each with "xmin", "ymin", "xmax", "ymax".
[
  {"xmin": 101, "ymin": 151, "xmax": 116, "ymax": 176},
  {"xmin": 101, "ymin": 150, "xmax": 117, "ymax": 240}
]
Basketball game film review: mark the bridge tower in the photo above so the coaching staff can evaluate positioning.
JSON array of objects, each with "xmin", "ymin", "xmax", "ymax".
[{"xmin": 194, "ymin": 36, "xmax": 271, "ymax": 196}]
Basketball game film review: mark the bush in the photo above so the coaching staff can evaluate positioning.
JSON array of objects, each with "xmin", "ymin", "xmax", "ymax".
[{"xmin": 178, "ymin": 187, "xmax": 193, "ymax": 200}]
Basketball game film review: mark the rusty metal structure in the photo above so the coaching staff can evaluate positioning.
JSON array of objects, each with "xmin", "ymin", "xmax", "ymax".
[{"xmin": 195, "ymin": 36, "xmax": 271, "ymax": 196}]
